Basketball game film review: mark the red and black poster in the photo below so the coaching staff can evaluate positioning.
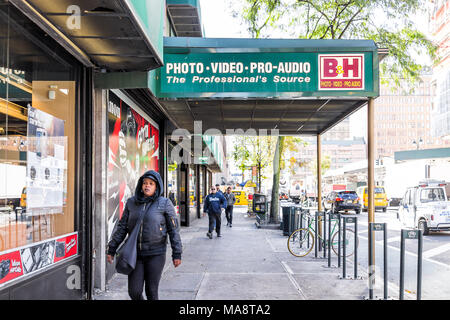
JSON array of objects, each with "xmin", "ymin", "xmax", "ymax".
[
  {"xmin": 0, "ymin": 232, "xmax": 78, "ymax": 286},
  {"xmin": 107, "ymin": 91, "xmax": 159, "ymax": 239}
]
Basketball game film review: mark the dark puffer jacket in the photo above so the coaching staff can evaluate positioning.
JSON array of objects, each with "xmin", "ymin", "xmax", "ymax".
[{"xmin": 107, "ymin": 170, "xmax": 182, "ymax": 260}]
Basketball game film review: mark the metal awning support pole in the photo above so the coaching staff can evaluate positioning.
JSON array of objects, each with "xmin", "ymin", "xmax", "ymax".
[
  {"xmin": 317, "ymin": 134, "xmax": 323, "ymax": 250},
  {"xmin": 368, "ymin": 97, "xmax": 376, "ymax": 293}
]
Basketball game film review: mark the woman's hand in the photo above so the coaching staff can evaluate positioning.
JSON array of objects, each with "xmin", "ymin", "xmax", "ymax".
[
  {"xmin": 107, "ymin": 254, "xmax": 114, "ymax": 264},
  {"xmin": 173, "ymin": 259, "xmax": 181, "ymax": 268}
]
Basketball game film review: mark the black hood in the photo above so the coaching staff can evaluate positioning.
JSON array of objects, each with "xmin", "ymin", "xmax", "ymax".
[{"xmin": 135, "ymin": 170, "xmax": 164, "ymax": 204}]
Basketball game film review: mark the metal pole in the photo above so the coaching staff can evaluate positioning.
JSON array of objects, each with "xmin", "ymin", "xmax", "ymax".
[
  {"xmin": 317, "ymin": 134, "xmax": 322, "ymax": 251},
  {"xmin": 307, "ymin": 216, "xmax": 310, "ymax": 248},
  {"xmin": 354, "ymin": 217, "xmax": 358, "ymax": 279},
  {"xmin": 338, "ymin": 214, "xmax": 341, "ymax": 267},
  {"xmin": 343, "ymin": 218, "xmax": 347, "ymax": 279},
  {"xmin": 368, "ymin": 97, "xmax": 376, "ymax": 288},
  {"xmin": 323, "ymin": 211, "xmax": 327, "ymax": 259},
  {"xmin": 399, "ymin": 230, "xmax": 405, "ymax": 300},
  {"xmin": 328, "ymin": 212, "xmax": 331, "ymax": 267},
  {"xmin": 417, "ymin": 229, "xmax": 423, "ymax": 300},
  {"xmin": 315, "ymin": 212, "xmax": 318, "ymax": 258},
  {"xmin": 384, "ymin": 223, "xmax": 388, "ymax": 300},
  {"xmin": 368, "ymin": 223, "xmax": 374, "ymax": 300}
]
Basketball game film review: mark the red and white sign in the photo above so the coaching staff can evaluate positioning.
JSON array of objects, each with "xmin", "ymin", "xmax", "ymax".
[
  {"xmin": 0, "ymin": 250, "xmax": 24, "ymax": 285},
  {"xmin": 54, "ymin": 233, "xmax": 78, "ymax": 263},
  {"xmin": 318, "ymin": 54, "xmax": 364, "ymax": 90},
  {"xmin": 0, "ymin": 232, "xmax": 78, "ymax": 287}
]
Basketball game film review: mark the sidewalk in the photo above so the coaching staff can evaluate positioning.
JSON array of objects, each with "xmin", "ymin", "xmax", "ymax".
[{"xmin": 93, "ymin": 206, "xmax": 370, "ymax": 300}]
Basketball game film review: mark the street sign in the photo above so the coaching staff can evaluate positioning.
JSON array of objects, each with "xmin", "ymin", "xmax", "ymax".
[{"xmin": 402, "ymin": 229, "xmax": 419, "ymax": 239}]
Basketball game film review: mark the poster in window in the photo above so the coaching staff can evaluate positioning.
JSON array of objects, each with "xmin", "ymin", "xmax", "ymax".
[
  {"xmin": 26, "ymin": 107, "xmax": 66, "ymax": 215},
  {"xmin": 107, "ymin": 92, "xmax": 159, "ymax": 239}
]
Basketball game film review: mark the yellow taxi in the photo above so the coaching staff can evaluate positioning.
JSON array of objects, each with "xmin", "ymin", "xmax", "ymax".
[
  {"xmin": 356, "ymin": 186, "xmax": 388, "ymax": 212},
  {"xmin": 232, "ymin": 190, "xmax": 249, "ymax": 206}
]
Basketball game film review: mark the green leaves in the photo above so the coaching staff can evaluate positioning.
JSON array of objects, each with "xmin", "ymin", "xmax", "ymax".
[{"xmin": 233, "ymin": 0, "xmax": 437, "ymax": 89}]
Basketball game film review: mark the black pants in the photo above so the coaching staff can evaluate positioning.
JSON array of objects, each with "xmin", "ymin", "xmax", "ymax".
[
  {"xmin": 225, "ymin": 205, "xmax": 234, "ymax": 225},
  {"xmin": 208, "ymin": 212, "xmax": 221, "ymax": 235},
  {"xmin": 128, "ymin": 253, "xmax": 166, "ymax": 300}
]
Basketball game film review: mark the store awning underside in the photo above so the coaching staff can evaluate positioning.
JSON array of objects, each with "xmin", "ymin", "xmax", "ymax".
[
  {"xmin": 160, "ymin": 98, "xmax": 368, "ymax": 135},
  {"xmin": 9, "ymin": 0, "xmax": 163, "ymax": 71}
]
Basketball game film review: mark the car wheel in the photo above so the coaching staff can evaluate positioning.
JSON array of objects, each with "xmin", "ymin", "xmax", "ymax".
[
  {"xmin": 355, "ymin": 209, "xmax": 360, "ymax": 214},
  {"xmin": 382, "ymin": 207, "xmax": 387, "ymax": 212},
  {"xmin": 418, "ymin": 220, "xmax": 429, "ymax": 236}
]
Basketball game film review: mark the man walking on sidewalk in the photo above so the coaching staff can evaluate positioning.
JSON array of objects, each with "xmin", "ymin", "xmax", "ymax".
[
  {"xmin": 204, "ymin": 185, "xmax": 227, "ymax": 238},
  {"xmin": 224, "ymin": 186, "xmax": 236, "ymax": 227}
]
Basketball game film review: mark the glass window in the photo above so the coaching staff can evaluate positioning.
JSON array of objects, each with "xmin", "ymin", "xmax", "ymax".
[
  {"xmin": 0, "ymin": 4, "xmax": 77, "ymax": 252},
  {"xmin": 420, "ymin": 188, "xmax": 446, "ymax": 203}
]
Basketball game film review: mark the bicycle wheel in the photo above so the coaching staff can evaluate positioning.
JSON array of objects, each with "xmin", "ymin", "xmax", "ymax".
[
  {"xmin": 287, "ymin": 228, "xmax": 314, "ymax": 257},
  {"xmin": 331, "ymin": 228, "xmax": 359, "ymax": 257}
]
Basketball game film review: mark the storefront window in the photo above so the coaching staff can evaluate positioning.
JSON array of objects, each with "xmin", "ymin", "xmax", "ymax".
[{"xmin": 0, "ymin": 4, "xmax": 76, "ymax": 253}]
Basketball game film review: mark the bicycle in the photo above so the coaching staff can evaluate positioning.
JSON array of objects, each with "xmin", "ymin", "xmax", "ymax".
[{"xmin": 287, "ymin": 210, "xmax": 358, "ymax": 258}]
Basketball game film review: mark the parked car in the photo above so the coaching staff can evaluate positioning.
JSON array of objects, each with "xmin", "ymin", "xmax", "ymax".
[
  {"xmin": 356, "ymin": 186, "xmax": 388, "ymax": 212},
  {"xmin": 323, "ymin": 190, "xmax": 361, "ymax": 214},
  {"xmin": 398, "ymin": 180, "xmax": 450, "ymax": 235}
]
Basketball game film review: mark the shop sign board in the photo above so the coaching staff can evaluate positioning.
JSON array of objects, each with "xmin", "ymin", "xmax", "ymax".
[{"xmin": 158, "ymin": 51, "xmax": 375, "ymax": 98}]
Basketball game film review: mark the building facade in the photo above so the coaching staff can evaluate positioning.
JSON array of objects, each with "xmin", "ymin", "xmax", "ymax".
[
  {"xmin": 374, "ymin": 71, "xmax": 450, "ymax": 159},
  {"xmin": 429, "ymin": 0, "xmax": 450, "ymax": 140},
  {"xmin": 0, "ymin": 0, "xmax": 224, "ymax": 300}
]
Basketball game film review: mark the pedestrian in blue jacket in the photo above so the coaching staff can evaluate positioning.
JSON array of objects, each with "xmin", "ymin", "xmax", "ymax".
[
  {"xmin": 107, "ymin": 170, "xmax": 182, "ymax": 300},
  {"xmin": 203, "ymin": 185, "xmax": 227, "ymax": 238}
]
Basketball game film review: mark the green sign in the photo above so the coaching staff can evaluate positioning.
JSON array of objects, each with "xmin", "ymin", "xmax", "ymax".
[{"xmin": 158, "ymin": 51, "xmax": 374, "ymax": 98}]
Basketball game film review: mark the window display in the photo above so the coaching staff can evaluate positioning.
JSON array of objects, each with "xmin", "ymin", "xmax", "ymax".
[{"xmin": 0, "ymin": 3, "xmax": 76, "ymax": 257}]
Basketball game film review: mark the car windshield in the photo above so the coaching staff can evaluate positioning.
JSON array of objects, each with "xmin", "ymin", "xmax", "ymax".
[
  {"xmin": 420, "ymin": 188, "xmax": 446, "ymax": 203},
  {"xmin": 337, "ymin": 191, "xmax": 358, "ymax": 199},
  {"xmin": 375, "ymin": 187, "xmax": 385, "ymax": 194}
]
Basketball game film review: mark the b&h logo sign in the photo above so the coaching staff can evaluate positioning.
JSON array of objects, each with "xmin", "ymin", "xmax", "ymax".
[{"xmin": 318, "ymin": 54, "xmax": 364, "ymax": 90}]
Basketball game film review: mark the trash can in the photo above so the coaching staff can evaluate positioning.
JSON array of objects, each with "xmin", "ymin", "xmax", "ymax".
[{"xmin": 282, "ymin": 206, "xmax": 295, "ymax": 236}]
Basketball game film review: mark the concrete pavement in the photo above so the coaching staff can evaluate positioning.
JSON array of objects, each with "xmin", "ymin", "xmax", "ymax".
[{"xmin": 93, "ymin": 206, "xmax": 373, "ymax": 300}]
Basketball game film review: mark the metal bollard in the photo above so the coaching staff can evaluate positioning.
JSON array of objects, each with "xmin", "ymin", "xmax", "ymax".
[
  {"xmin": 399, "ymin": 229, "xmax": 423, "ymax": 300},
  {"xmin": 339, "ymin": 216, "xmax": 361, "ymax": 280},
  {"xmin": 307, "ymin": 215, "xmax": 311, "ymax": 248},
  {"xmin": 338, "ymin": 214, "xmax": 341, "ymax": 267},
  {"xmin": 323, "ymin": 211, "xmax": 327, "ymax": 259},
  {"xmin": 328, "ymin": 211, "xmax": 332, "ymax": 267},
  {"xmin": 367, "ymin": 223, "xmax": 389, "ymax": 300},
  {"xmin": 314, "ymin": 212, "xmax": 318, "ymax": 258},
  {"xmin": 327, "ymin": 212, "xmax": 340, "ymax": 268}
]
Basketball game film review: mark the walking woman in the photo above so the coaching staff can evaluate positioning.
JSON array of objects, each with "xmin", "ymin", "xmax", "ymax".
[{"xmin": 107, "ymin": 170, "xmax": 182, "ymax": 300}]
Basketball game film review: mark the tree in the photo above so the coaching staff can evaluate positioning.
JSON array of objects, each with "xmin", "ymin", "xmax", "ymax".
[
  {"xmin": 231, "ymin": 135, "xmax": 276, "ymax": 191},
  {"xmin": 269, "ymin": 136, "xmax": 307, "ymax": 222},
  {"xmin": 232, "ymin": 0, "xmax": 437, "ymax": 89}
]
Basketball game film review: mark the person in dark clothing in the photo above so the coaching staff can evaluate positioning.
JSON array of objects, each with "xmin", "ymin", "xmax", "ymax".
[
  {"xmin": 107, "ymin": 170, "xmax": 182, "ymax": 300},
  {"xmin": 224, "ymin": 186, "xmax": 236, "ymax": 227},
  {"xmin": 203, "ymin": 185, "xmax": 227, "ymax": 238},
  {"xmin": 215, "ymin": 184, "xmax": 224, "ymax": 195}
]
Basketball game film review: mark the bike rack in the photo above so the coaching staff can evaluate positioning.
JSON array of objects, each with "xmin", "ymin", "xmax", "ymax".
[
  {"xmin": 339, "ymin": 216, "xmax": 362, "ymax": 280},
  {"xmin": 314, "ymin": 211, "xmax": 326, "ymax": 259},
  {"xmin": 326, "ymin": 212, "xmax": 341, "ymax": 268},
  {"xmin": 365, "ymin": 222, "xmax": 391, "ymax": 300},
  {"xmin": 399, "ymin": 228, "xmax": 423, "ymax": 300}
]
